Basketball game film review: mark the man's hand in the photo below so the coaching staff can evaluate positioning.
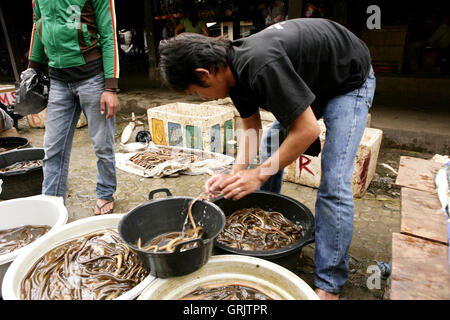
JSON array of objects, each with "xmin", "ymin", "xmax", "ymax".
[
  {"xmin": 220, "ymin": 168, "xmax": 267, "ymax": 200},
  {"xmin": 100, "ymin": 91, "xmax": 119, "ymax": 119},
  {"xmin": 204, "ymin": 168, "xmax": 268, "ymax": 201},
  {"xmin": 204, "ymin": 173, "xmax": 234, "ymax": 198}
]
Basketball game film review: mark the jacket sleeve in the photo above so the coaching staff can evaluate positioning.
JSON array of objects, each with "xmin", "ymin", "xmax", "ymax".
[
  {"xmin": 28, "ymin": 0, "xmax": 47, "ymax": 70},
  {"xmin": 92, "ymin": 0, "xmax": 120, "ymax": 89}
]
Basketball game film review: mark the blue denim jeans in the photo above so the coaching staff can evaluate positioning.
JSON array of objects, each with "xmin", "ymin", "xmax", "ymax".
[
  {"xmin": 42, "ymin": 73, "xmax": 116, "ymax": 202},
  {"xmin": 259, "ymin": 67, "xmax": 376, "ymax": 293}
]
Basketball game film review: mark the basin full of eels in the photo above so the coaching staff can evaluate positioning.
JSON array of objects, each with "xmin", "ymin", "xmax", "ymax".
[
  {"xmin": 213, "ymin": 191, "xmax": 315, "ymax": 260},
  {"xmin": 0, "ymin": 195, "xmax": 68, "ymax": 298},
  {"xmin": 1, "ymin": 214, "xmax": 155, "ymax": 300},
  {"xmin": 137, "ymin": 255, "xmax": 319, "ymax": 300}
]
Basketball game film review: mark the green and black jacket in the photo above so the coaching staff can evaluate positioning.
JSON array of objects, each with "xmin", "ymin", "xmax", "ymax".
[{"xmin": 28, "ymin": 0, "xmax": 119, "ymax": 89}]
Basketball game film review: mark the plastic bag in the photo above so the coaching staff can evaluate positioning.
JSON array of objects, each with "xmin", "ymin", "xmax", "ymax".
[
  {"xmin": 0, "ymin": 108, "xmax": 14, "ymax": 132},
  {"xmin": 14, "ymin": 68, "xmax": 49, "ymax": 116}
]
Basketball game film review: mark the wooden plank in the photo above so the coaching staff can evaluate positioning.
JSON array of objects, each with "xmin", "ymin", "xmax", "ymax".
[
  {"xmin": 390, "ymin": 233, "xmax": 450, "ymax": 300},
  {"xmin": 395, "ymin": 156, "xmax": 443, "ymax": 193},
  {"xmin": 401, "ymin": 187, "xmax": 448, "ymax": 245}
]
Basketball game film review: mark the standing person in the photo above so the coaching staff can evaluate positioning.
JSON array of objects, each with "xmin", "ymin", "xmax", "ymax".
[
  {"xmin": 174, "ymin": 1, "xmax": 209, "ymax": 36},
  {"xmin": 27, "ymin": 0, "xmax": 120, "ymax": 215},
  {"xmin": 158, "ymin": 18, "xmax": 375, "ymax": 299}
]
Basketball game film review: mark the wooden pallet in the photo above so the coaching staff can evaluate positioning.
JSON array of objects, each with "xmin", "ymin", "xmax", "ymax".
[
  {"xmin": 390, "ymin": 233, "xmax": 450, "ymax": 300},
  {"xmin": 400, "ymin": 187, "xmax": 448, "ymax": 245},
  {"xmin": 395, "ymin": 156, "xmax": 442, "ymax": 193},
  {"xmin": 390, "ymin": 156, "xmax": 449, "ymax": 300}
]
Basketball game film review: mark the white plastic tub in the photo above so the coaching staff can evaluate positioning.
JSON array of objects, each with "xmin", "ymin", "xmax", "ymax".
[
  {"xmin": 0, "ymin": 195, "xmax": 68, "ymax": 297},
  {"xmin": 1, "ymin": 214, "xmax": 156, "ymax": 300},
  {"xmin": 138, "ymin": 255, "xmax": 319, "ymax": 300}
]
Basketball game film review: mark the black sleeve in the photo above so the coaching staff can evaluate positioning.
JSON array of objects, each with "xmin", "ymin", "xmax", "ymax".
[
  {"xmin": 250, "ymin": 55, "xmax": 316, "ymax": 128},
  {"xmin": 229, "ymin": 86, "xmax": 259, "ymax": 119}
]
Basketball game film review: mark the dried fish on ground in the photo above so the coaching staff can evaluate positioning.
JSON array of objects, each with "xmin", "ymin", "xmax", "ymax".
[
  {"xmin": 128, "ymin": 149, "xmax": 197, "ymax": 175},
  {"xmin": 20, "ymin": 229, "xmax": 148, "ymax": 300},
  {"xmin": 0, "ymin": 225, "xmax": 51, "ymax": 256},
  {"xmin": 0, "ymin": 160, "xmax": 42, "ymax": 173},
  {"xmin": 116, "ymin": 146, "xmax": 234, "ymax": 178},
  {"xmin": 179, "ymin": 281, "xmax": 275, "ymax": 300},
  {"xmin": 216, "ymin": 208, "xmax": 304, "ymax": 251}
]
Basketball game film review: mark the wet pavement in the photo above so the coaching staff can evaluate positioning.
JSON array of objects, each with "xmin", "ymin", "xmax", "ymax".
[{"xmin": 12, "ymin": 88, "xmax": 437, "ymax": 300}]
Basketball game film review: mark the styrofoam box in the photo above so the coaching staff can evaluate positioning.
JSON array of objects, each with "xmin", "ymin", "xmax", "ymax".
[
  {"xmin": 27, "ymin": 108, "xmax": 87, "ymax": 129},
  {"xmin": 147, "ymin": 102, "xmax": 235, "ymax": 154},
  {"xmin": 281, "ymin": 120, "xmax": 382, "ymax": 198}
]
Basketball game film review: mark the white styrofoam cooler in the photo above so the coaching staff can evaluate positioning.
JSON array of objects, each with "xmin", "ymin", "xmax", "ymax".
[
  {"xmin": 281, "ymin": 120, "xmax": 383, "ymax": 197},
  {"xmin": 147, "ymin": 102, "xmax": 234, "ymax": 154},
  {"xmin": 0, "ymin": 195, "xmax": 68, "ymax": 297},
  {"xmin": 27, "ymin": 108, "xmax": 87, "ymax": 129}
]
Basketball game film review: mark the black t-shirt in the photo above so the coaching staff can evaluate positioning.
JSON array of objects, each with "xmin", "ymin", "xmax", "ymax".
[{"xmin": 227, "ymin": 18, "xmax": 371, "ymax": 128}]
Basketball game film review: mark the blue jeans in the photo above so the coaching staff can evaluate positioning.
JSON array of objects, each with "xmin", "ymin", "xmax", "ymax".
[
  {"xmin": 259, "ymin": 67, "xmax": 376, "ymax": 293},
  {"xmin": 42, "ymin": 73, "xmax": 116, "ymax": 202}
]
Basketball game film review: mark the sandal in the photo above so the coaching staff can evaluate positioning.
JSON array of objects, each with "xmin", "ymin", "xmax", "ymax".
[{"xmin": 93, "ymin": 198, "xmax": 114, "ymax": 215}]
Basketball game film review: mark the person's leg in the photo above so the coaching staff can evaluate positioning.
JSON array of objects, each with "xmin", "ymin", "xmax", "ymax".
[
  {"xmin": 314, "ymin": 67, "xmax": 376, "ymax": 296},
  {"xmin": 42, "ymin": 79, "xmax": 81, "ymax": 200},
  {"xmin": 258, "ymin": 120, "xmax": 286, "ymax": 193},
  {"xmin": 74, "ymin": 73, "xmax": 116, "ymax": 214}
]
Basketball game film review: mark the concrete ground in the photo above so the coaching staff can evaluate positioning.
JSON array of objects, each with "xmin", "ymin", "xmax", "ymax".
[
  {"xmin": 369, "ymin": 73, "xmax": 450, "ymax": 154},
  {"xmin": 370, "ymin": 102, "xmax": 450, "ymax": 155},
  {"xmin": 13, "ymin": 87, "xmax": 440, "ymax": 300}
]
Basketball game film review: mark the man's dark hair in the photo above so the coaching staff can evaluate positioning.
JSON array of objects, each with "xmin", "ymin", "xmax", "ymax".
[{"xmin": 158, "ymin": 33, "xmax": 232, "ymax": 91}]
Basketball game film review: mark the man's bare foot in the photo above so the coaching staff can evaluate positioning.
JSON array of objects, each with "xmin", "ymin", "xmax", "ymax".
[
  {"xmin": 93, "ymin": 198, "xmax": 114, "ymax": 215},
  {"xmin": 315, "ymin": 288, "xmax": 340, "ymax": 300}
]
